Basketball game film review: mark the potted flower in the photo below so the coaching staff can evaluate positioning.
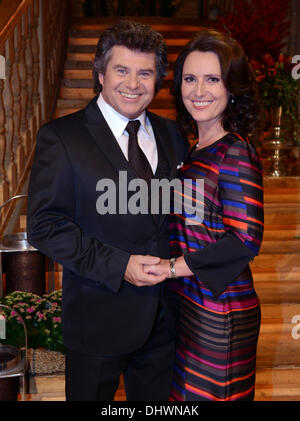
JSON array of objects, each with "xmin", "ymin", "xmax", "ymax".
[
  {"xmin": 0, "ymin": 290, "xmax": 65, "ymax": 376},
  {"xmin": 250, "ymin": 53, "xmax": 299, "ymax": 176},
  {"xmin": 251, "ymin": 53, "xmax": 299, "ymax": 136}
]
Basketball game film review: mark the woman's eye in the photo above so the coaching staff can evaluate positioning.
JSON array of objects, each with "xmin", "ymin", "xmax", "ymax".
[{"xmin": 183, "ymin": 76, "xmax": 195, "ymax": 83}]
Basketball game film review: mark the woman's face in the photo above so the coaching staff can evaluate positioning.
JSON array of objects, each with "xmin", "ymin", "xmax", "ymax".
[{"xmin": 181, "ymin": 51, "xmax": 230, "ymax": 130}]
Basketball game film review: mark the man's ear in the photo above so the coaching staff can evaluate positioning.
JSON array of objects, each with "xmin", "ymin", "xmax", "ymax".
[{"xmin": 98, "ymin": 72, "xmax": 104, "ymax": 86}]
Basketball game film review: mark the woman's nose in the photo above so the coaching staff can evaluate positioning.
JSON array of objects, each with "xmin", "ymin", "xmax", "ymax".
[{"xmin": 195, "ymin": 80, "xmax": 206, "ymax": 96}]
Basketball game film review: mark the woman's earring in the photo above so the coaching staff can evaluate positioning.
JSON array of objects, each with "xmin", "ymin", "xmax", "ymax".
[{"xmin": 231, "ymin": 96, "xmax": 235, "ymax": 104}]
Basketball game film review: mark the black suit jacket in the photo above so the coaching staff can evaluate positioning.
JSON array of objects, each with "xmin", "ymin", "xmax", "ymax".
[{"xmin": 27, "ymin": 97, "xmax": 188, "ymax": 356}]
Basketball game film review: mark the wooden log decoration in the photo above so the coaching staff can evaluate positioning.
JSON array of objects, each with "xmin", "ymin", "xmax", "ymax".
[{"xmin": 4, "ymin": 251, "xmax": 45, "ymax": 296}]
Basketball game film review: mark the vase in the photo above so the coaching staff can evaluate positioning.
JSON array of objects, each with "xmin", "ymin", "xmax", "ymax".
[
  {"xmin": 263, "ymin": 106, "xmax": 296, "ymax": 176},
  {"xmin": 0, "ymin": 345, "xmax": 22, "ymax": 401}
]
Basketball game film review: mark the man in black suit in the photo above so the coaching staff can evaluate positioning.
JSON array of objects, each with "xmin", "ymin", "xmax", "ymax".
[{"xmin": 27, "ymin": 20, "xmax": 188, "ymax": 401}]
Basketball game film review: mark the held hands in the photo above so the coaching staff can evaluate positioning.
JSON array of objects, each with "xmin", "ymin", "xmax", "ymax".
[
  {"xmin": 124, "ymin": 255, "xmax": 169, "ymax": 287},
  {"xmin": 124, "ymin": 255, "xmax": 193, "ymax": 287}
]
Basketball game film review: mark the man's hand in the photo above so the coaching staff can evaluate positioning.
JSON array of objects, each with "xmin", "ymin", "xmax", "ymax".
[
  {"xmin": 144, "ymin": 259, "xmax": 170, "ymax": 278},
  {"xmin": 124, "ymin": 255, "xmax": 166, "ymax": 287}
]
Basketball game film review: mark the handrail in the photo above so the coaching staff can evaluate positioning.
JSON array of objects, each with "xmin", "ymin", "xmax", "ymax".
[
  {"xmin": 0, "ymin": 0, "xmax": 32, "ymax": 45},
  {"xmin": 0, "ymin": 0, "xmax": 72, "ymax": 236}
]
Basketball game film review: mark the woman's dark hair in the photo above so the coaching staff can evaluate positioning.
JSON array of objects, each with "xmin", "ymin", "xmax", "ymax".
[
  {"xmin": 171, "ymin": 28, "xmax": 260, "ymax": 139},
  {"xmin": 93, "ymin": 20, "xmax": 168, "ymax": 94}
]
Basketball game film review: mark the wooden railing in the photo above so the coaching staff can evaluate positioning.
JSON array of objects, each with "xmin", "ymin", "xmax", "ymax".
[{"xmin": 0, "ymin": 0, "xmax": 72, "ymax": 235}]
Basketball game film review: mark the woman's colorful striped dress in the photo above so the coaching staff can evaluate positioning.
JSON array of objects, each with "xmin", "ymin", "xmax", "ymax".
[{"xmin": 169, "ymin": 132, "xmax": 264, "ymax": 401}]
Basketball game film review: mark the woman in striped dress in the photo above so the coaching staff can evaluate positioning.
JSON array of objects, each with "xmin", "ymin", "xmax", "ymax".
[{"xmin": 145, "ymin": 29, "xmax": 264, "ymax": 401}]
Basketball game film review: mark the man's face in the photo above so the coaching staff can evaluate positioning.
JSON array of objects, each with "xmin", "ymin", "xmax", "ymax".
[{"xmin": 98, "ymin": 45, "xmax": 157, "ymax": 119}]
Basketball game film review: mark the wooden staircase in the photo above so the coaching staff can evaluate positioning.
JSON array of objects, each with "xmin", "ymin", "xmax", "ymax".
[
  {"xmin": 26, "ymin": 18, "xmax": 300, "ymax": 401},
  {"xmin": 253, "ymin": 177, "xmax": 300, "ymax": 401}
]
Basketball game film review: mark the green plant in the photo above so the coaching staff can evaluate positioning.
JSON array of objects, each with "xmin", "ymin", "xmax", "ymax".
[
  {"xmin": 0, "ymin": 290, "xmax": 64, "ymax": 353},
  {"xmin": 250, "ymin": 53, "xmax": 299, "ymax": 124}
]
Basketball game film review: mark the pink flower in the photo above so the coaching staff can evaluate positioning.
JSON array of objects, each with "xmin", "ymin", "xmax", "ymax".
[{"xmin": 37, "ymin": 311, "xmax": 46, "ymax": 321}]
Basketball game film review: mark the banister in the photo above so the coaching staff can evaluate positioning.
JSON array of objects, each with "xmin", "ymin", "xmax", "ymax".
[
  {"xmin": 0, "ymin": 0, "xmax": 72, "ymax": 236},
  {"xmin": 0, "ymin": 0, "xmax": 32, "ymax": 45}
]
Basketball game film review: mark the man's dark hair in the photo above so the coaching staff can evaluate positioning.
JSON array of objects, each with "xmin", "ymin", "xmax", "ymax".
[{"xmin": 93, "ymin": 20, "xmax": 168, "ymax": 94}]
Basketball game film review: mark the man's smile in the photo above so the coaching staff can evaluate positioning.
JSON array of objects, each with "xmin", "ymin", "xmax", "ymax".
[{"xmin": 119, "ymin": 91, "xmax": 141, "ymax": 99}]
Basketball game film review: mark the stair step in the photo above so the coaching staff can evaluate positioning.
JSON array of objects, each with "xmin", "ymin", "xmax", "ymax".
[
  {"xmin": 252, "ymin": 253, "xmax": 300, "ymax": 269},
  {"xmin": 264, "ymin": 192, "xmax": 300, "ymax": 203},
  {"xmin": 256, "ymin": 305, "xmax": 300, "ymax": 366},
  {"xmin": 252, "ymin": 269, "xmax": 300, "ymax": 281},
  {"xmin": 264, "ymin": 215, "xmax": 300, "ymax": 225},
  {"xmin": 260, "ymin": 303, "xmax": 300, "ymax": 320},
  {"xmin": 255, "ymin": 281, "xmax": 300, "ymax": 303},
  {"xmin": 70, "ymin": 29, "xmax": 200, "ymax": 40},
  {"xmin": 262, "ymin": 227, "xmax": 300, "ymax": 240},
  {"xmin": 259, "ymin": 239, "xmax": 300, "ymax": 253},
  {"xmin": 257, "ymin": 338, "xmax": 300, "ymax": 366},
  {"xmin": 256, "ymin": 366, "xmax": 300, "ymax": 385},
  {"xmin": 265, "ymin": 203, "xmax": 300, "ymax": 212},
  {"xmin": 71, "ymin": 23, "xmax": 203, "ymax": 32},
  {"xmin": 263, "ymin": 177, "xmax": 300, "ymax": 189},
  {"xmin": 62, "ymin": 78, "xmax": 94, "ymax": 88},
  {"xmin": 254, "ymin": 384, "xmax": 300, "ymax": 400}
]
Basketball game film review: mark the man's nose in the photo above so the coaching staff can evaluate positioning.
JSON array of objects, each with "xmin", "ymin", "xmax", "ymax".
[{"xmin": 126, "ymin": 73, "xmax": 139, "ymax": 89}]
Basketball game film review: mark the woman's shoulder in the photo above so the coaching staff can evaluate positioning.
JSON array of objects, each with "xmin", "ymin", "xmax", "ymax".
[
  {"xmin": 222, "ymin": 132, "xmax": 262, "ymax": 169},
  {"xmin": 222, "ymin": 132, "xmax": 258, "ymax": 154}
]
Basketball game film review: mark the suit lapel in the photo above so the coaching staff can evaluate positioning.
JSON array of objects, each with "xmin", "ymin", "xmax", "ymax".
[
  {"xmin": 147, "ymin": 111, "xmax": 178, "ymax": 180},
  {"xmin": 147, "ymin": 111, "xmax": 179, "ymax": 229},
  {"xmin": 84, "ymin": 97, "xmax": 136, "ymax": 182}
]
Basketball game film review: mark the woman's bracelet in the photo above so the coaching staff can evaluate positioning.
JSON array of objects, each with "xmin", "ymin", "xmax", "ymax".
[{"xmin": 169, "ymin": 257, "xmax": 177, "ymax": 278}]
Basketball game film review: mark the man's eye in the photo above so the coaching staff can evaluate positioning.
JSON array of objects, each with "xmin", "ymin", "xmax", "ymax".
[
  {"xmin": 139, "ymin": 72, "xmax": 151, "ymax": 78},
  {"xmin": 117, "ymin": 68, "xmax": 127, "ymax": 75},
  {"xmin": 208, "ymin": 77, "xmax": 220, "ymax": 83}
]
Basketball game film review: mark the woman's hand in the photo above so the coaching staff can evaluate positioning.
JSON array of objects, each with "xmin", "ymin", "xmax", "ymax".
[{"xmin": 144, "ymin": 256, "xmax": 194, "ymax": 279}]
